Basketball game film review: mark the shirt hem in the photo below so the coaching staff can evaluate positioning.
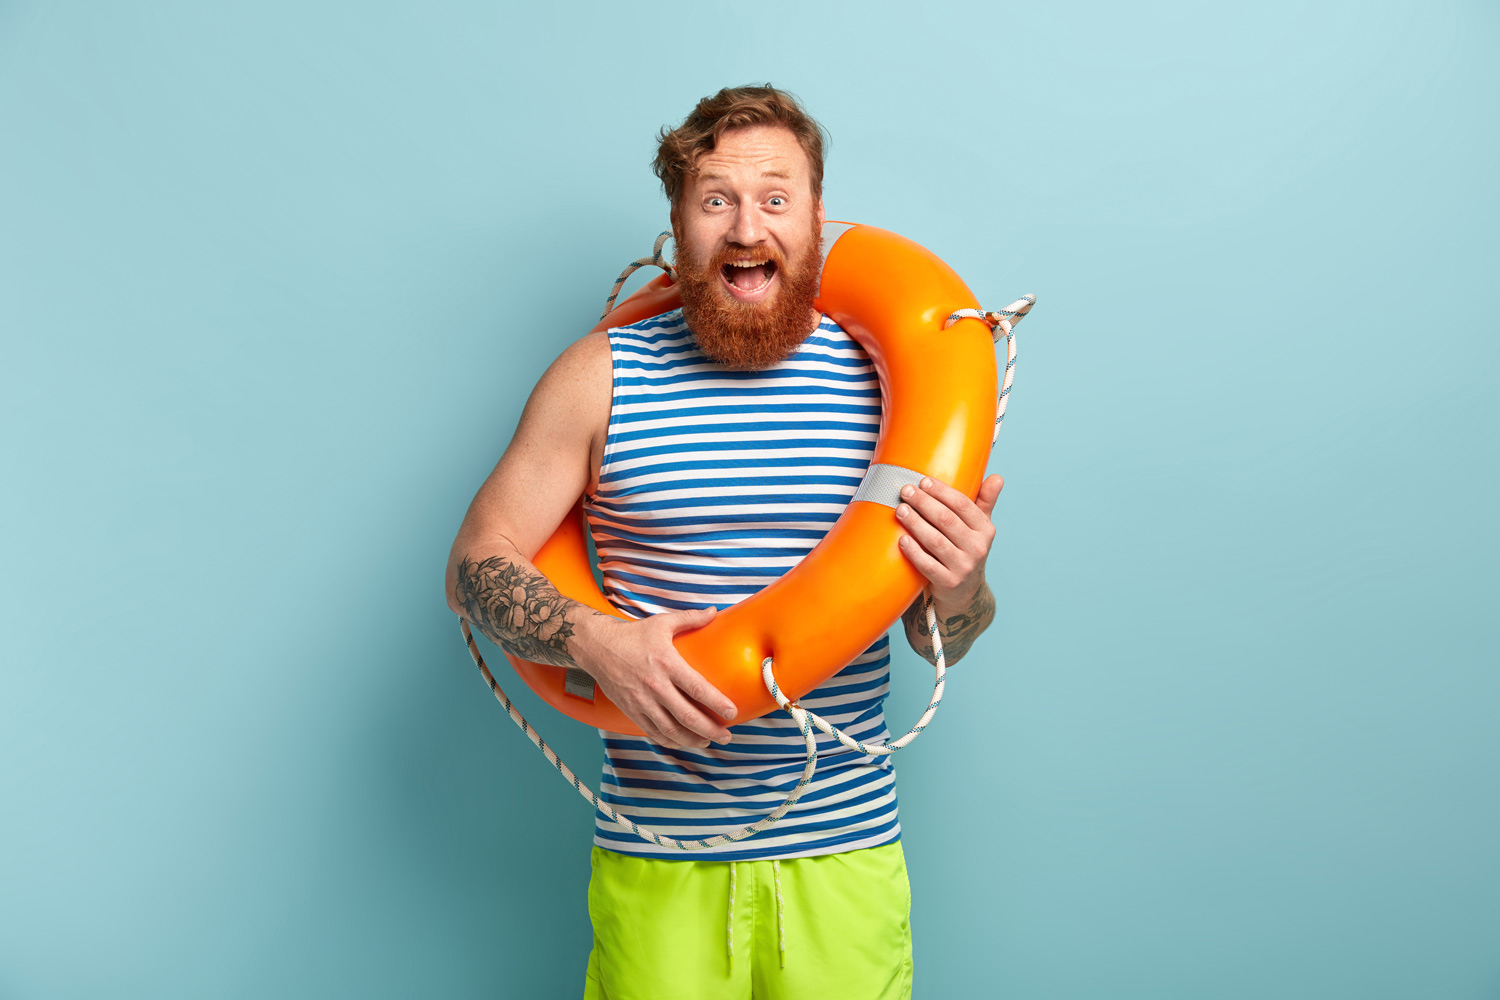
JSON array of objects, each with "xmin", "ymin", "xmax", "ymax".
[{"xmin": 590, "ymin": 825, "xmax": 902, "ymax": 863}]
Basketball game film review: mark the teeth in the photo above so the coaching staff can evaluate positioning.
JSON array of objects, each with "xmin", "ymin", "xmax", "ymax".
[{"xmin": 728, "ymin": 259, "xmax": 769, "ymax": 267}]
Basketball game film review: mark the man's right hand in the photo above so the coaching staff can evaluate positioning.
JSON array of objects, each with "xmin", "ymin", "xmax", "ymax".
[{"xmin": 575, "ymin": 606, "xmax": 737, "ymax": 750}]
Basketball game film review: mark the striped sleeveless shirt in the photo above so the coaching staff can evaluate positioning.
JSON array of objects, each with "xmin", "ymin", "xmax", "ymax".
[{"xmin": 583, "ymin": 308, "xmax": 901, "ymax": 861}]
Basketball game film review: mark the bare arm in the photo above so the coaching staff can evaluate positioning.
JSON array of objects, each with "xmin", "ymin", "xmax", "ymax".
[
  {"xmin": 900, "ymin": 583, "xmax": 996, "ymax": 666},
  {"xmin": 444, "ymin": 332, "xmax": 612, "ymax": 667},
  {"xmin": 444, "ymin": 332, "xmax": 736, "ymax": 748}
]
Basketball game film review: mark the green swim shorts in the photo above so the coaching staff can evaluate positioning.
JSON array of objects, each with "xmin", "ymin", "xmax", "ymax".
[{"xmin": 582, "ymin": 840, "xmax": 913, "ymax": 999}]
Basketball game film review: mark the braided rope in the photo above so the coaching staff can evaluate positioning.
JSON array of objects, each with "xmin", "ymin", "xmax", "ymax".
[
  {"xmin": 459, "ymin": 591, "xmax": 949, "ymax": 848},
  {"xmin": 462, "ymin": 250, "xmax": 1036, "ymax": 848},
  {"xmin": 599, "ymin": 231, "xmax": 675, "ymax": 320},
  {"xmin": 946, "ymin": 294, "xmax": 1035, "ymax": 445},
  {"xmin": 460, "ymin": 618, "xmax": 818, "ymax": 851},
  {"xmin": 762, "ymin": 592, "xmax": 947, "ymax": 756}
]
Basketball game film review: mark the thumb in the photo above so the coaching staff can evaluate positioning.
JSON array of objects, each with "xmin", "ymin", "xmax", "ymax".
[
  {"xmin": 976, "ymin": 474, "xmax": 1004, "ymax": 517},
  {"xmin": 665, "ymin": 605, "xmax": 719, "ymax": 634}
]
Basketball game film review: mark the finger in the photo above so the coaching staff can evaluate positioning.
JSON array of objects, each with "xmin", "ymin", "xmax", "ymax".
[
  {"xmin": 671, "ymin": 660, "xmax": 738, "ymax": 726},
  {"xmin": 638, "ymin": 711, "xmax": 684, "ymax": 750},
  {"xmin": 975, "ymin": 475, "xmax": 1004, "ymax": 518},
  {"xmin": 910, "ymin": 476, "xmax": 991, "ymax": 531},
  {"xmin": 654, "ymin": 697, "xmax": 715, "ymax": 748},
  {"xmin": 643, "ymin": 705, "xmax": 707, "ymax": 750},
  {"xmin": 663, "ymin": 605, "xmax": 719, "ymax": 635},
  {"xmin": 896, "ymin": 495, "xmax": 965, "ymax": 561},
  {"xmin": 897, "ymin": 534, "xmax": 959, "ymax": 590},
  {"xmin": 662, "ymin": 679, "xmax": 733, "ymax": 744}
]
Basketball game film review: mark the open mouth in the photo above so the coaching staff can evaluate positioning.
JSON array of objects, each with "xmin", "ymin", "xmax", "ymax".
[{"xmin": 720, "ymin": 257, "xmax": 779, "ymax": 298}]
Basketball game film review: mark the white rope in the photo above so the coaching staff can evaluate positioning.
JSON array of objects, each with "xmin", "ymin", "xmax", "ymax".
[
  {"xmin": 460, "ymin": 618, "xmax": 818, "ymax": 851},
  {"xmin": 599, "ymin": 231, "xmax": 675, "ymax": 320},
  {"xmin": 458, "ymin": 590, "xmax": 948, "ymax": 850},
  {"xmin": 762, "ymin": 592, "xmax": 947, "ymax": 756},
  {"xmin": 460, "ymin": 245, "xmax": 1036, "ymax": 849},
  {"xmin": 946, "ymin": 294, "xmax": 1035, "ymax": 445}
]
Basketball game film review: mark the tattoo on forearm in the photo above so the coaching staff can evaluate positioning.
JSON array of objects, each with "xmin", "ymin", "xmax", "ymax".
[
  {"xmin": 454, "ymin": 554, "xmax": 582, "ymax": 666},
  {"xmin": 903, "ymin": 585, "xmax": 996, "ymax": 666}
]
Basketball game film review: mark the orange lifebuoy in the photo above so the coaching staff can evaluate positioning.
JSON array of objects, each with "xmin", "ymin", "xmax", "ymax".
[{"xmin": 505, "ymin": 222, "xmax": 999, "ymax": 735}]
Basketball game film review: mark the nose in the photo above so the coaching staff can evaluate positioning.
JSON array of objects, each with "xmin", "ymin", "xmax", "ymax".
[{"xmin": 728, "ymin": 204, "xmax": 765, "ymax": 247}]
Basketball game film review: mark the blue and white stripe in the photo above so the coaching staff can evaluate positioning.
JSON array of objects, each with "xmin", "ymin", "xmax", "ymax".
[{"xmin": 584, "ymin": 308, "xmax": 902, "ymax": 860}]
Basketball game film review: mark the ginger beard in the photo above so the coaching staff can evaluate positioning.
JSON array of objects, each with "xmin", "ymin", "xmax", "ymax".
[{"xmin": 673, "ymin": 222, "xmax": 824, "ymax": 370}]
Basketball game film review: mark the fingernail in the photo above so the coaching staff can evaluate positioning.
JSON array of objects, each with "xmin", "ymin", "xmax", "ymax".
[
  {"xmin": 723, "ymin": 708, "xmax": 736, "ymax": 720},
  {"xmin": 900, "ymin": 484, "xmax": 914, "ymax": 498},
  {"xmin": 897, "ymin": 504, "xmax": 909, "ymax": 517},
  {"xmin": 920, "ymin": 477, "xmax": 933, "ymax": 489}
]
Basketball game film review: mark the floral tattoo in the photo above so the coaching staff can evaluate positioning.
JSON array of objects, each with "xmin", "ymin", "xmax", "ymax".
[{"xmin": 454, "ymin": 555, "xmax": 579, "ymax": 665}]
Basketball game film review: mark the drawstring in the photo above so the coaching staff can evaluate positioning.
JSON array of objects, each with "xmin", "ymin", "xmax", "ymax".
[
  {"xmin": 727, "ymin": 861, "xmax": 737, "ymax": 969},
  {"xmin": 772, "ymin": 859, "xmax": 785, "ymax": 967},
  {"xmin": 725, "ymin": 860, "xmax": 788, "ymax": 969}
]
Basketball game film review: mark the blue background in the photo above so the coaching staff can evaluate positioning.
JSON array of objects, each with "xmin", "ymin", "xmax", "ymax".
[{"xmin": 3, "ymin": 1, "xmax": 1496, "ymax": 997}]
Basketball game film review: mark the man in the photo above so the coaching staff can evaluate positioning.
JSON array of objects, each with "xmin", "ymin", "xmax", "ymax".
[{"xmin": 446, "ymin": 85, "xmax": 1001, "ymax": 999}]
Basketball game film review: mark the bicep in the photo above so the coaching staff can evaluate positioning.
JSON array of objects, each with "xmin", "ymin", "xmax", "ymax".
[{"xmin": 451, "ymin": 332, "xmax": 610, "ymax": 561}]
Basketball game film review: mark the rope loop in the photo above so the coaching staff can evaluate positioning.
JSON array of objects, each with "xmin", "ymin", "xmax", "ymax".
[
  {"xmin": 457, "ymin": 589, "xmax": 948, "ymax": 850},
  {"xmin": 460, "ymin": 258, "xmax": 1039, "ymax": 850},
  {"xmin": 944, "ymin": 293, "xmax": 1036, "ymax": 446},
  {"xmin": 763, "ymin": 589, "xmax": 947, "ymax": 757},
  {"xmin": 944, "ymin": 293, "xmax": 1036, "ymax": 343},
  {"xmin": 600, "ymin": 231, "xmax": 676, "ymax": 320},
  {"xmin": 459, "ymin": 617, "xmax": 817, "ymax": 852}
]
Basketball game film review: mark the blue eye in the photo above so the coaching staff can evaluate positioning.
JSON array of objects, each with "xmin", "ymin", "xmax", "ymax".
[
  {"xmin": 769, "ymin": 197, "xmax": 785, "ymax": 207},
  {"xmin": 708, "ymin": 198, "xmax": 725, "ymax": 207}
]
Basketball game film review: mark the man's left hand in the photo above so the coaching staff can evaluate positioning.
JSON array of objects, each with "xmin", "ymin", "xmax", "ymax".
[{"xmin": 895, "ymin": 473, "xmax": 1003, "ymax": 615}]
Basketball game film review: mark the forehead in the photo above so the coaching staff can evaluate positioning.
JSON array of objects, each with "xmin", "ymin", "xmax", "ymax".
[{"xmin": 690, "ymin": 124, "xmax": 811, "ymax": 189}]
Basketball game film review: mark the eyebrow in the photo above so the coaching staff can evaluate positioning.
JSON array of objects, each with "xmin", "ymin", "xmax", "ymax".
[{"xmin": 698, "ymin": 169, "xmax": 793, "ymax": 182}]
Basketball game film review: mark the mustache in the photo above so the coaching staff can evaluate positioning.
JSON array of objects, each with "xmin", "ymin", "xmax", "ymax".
[{"xmin": 707, "ymin": 241, "xmax": 786, "ymax": 269}]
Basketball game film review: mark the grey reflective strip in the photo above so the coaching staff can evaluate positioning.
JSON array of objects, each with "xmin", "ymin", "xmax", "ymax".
[
  {"xmin": 821, "ymin": 221, "xmax": 856, "ymax": 247},
  {"xmin": 851, "ymin": 463, "xmax": 926, "ymax": 508},
  {"xmin": 564, "ymin": 667, "xmax": 596, "ymax": 701}
]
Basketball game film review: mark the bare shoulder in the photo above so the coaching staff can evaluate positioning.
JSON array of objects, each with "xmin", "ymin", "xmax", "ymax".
[
  {"xmin": 544, "ymin": 328, "xmax": 611, "ymax": 385},
  {"xmin": 516, "ymin": 330, "xmax": 612, "ymax": 496},
  {"xmin": 522, "ymin": 329, "xmax": 612, "ymax": 432}
]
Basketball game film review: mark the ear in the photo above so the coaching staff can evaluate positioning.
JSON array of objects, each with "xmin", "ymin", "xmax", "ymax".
[{"xmin": 816, "ymin": 196, "xmax": 825, "ymax": 228}]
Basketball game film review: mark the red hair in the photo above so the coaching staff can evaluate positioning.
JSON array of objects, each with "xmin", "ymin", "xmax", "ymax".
[{"xmin": 653, "ymin": 85, "xmax": 829, "ymax": 208}]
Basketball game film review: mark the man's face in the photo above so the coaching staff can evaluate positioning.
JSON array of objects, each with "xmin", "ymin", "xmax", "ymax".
[{"xmin": 672, "ymin": 124, "xmax": 826, "ymax": 369}]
